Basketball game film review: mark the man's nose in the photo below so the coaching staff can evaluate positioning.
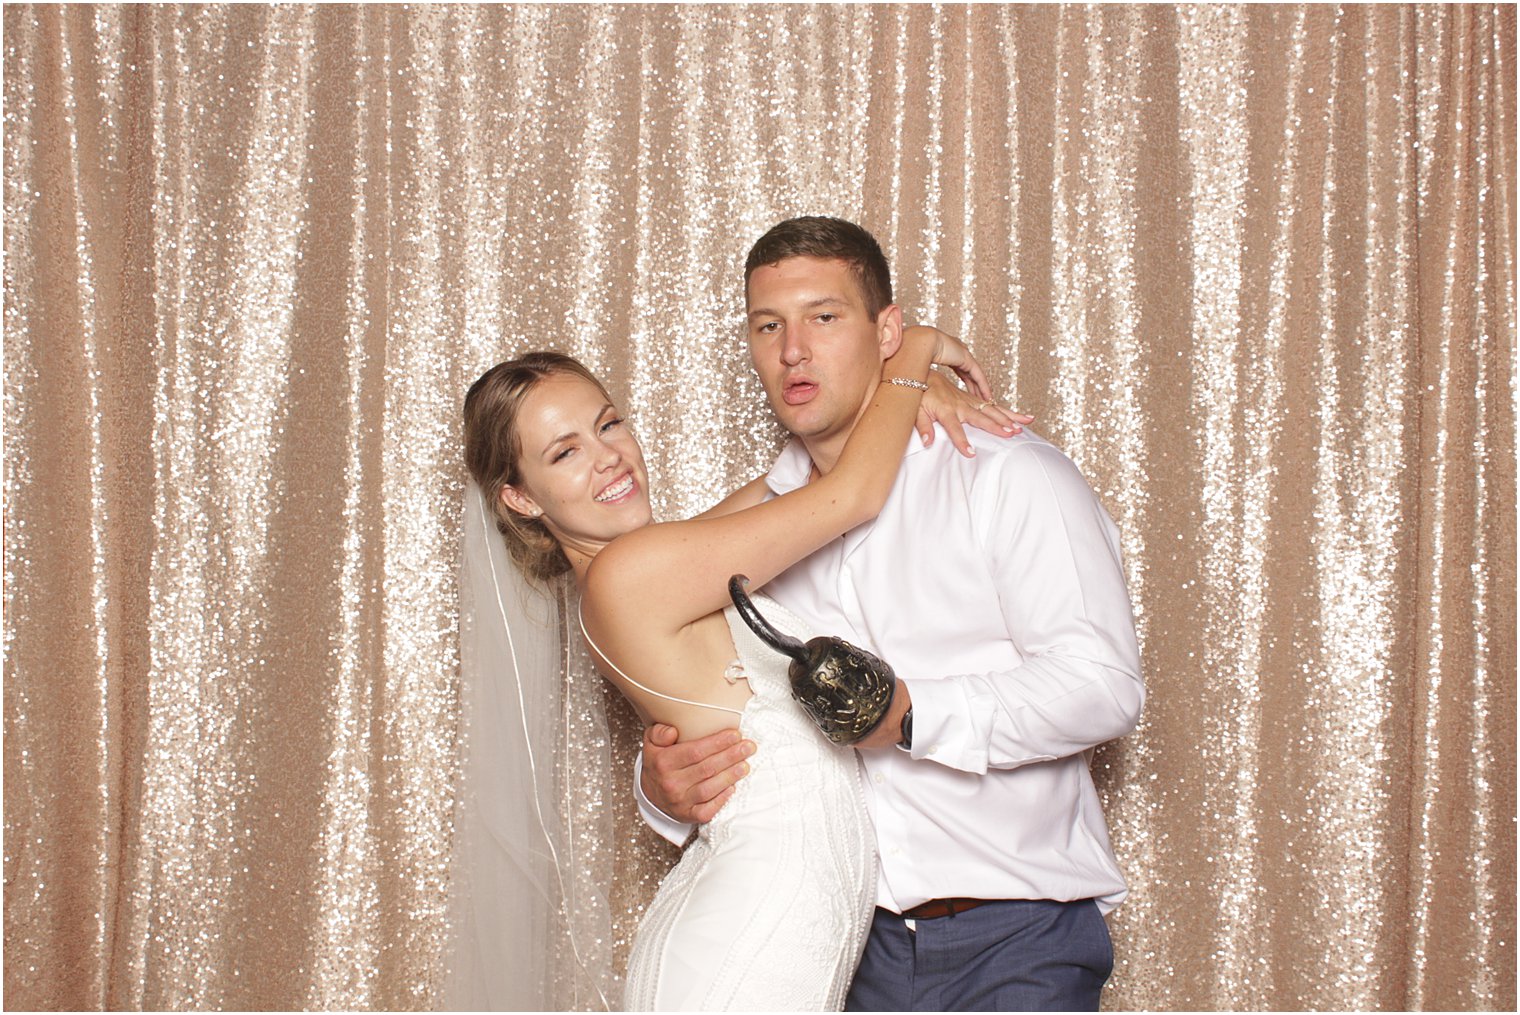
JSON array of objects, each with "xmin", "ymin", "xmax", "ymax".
[{"xmin": 780, "ymin": 326, "xmax": 809, "ymax": 366}]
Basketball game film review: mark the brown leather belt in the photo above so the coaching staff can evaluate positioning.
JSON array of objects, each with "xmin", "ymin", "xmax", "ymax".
[{"xmin": 899, "ymin": 897, "xmax": 989, "ymax": 920}]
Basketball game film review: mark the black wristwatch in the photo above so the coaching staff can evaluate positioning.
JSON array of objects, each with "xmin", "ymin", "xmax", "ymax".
[{"xmin": 898, "ymin": 707, "xmax": 914, "ymax": 750}]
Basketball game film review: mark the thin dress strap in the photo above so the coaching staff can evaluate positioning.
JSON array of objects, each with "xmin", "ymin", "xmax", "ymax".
[{"xmin": 577, "ymin": 606, "xmax": 745, "ymax": 717}]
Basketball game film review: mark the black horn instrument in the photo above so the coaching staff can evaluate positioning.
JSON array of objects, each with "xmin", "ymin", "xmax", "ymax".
[{"xmin": 728, "ymin": 575, "xmax": 898, "ymax": 746}]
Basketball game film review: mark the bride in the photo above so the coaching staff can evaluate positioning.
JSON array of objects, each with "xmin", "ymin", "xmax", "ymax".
[{"xmin": 452, "ymin": 328, "xmax": 1021, "ymax": 1010}]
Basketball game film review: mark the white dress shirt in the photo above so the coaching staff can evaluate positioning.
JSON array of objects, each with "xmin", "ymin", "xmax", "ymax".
[{"xmin": 638, "ymin": 425, "xmax": 1144, "ymax": 913}]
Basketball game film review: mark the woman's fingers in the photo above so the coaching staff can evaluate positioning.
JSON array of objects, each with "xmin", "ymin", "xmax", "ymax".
[
  {"xmin": 965, "ymin": 401, "xmax": 1032, "ymax": 434},
  {"xmin": 954, "ymin": 362, "xmax": 994, "ymax": 402},
  {"xmin": 915, "ymin": 408, "xmax": 937, "ymax": 448},
  {"xmin": 941, "ymin": 413, "xmax": 974, "ymax": 456},
  {"xmin": 917, "ymin": 366, "xmax": 1035, "ymax": 453}
]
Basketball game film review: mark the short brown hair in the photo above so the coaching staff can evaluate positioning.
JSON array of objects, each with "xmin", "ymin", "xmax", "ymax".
[
  {"xmin": 463, "ymin": 352, "xmax": 612, "ymax": 583},
  {"xmin": 744, "ymin": 216, "xmax": 894, "ymax": 319}
]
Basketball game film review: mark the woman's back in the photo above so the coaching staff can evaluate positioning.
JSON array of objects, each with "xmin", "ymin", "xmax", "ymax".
[{"xmin": 579, "ymin": 606, "xmax": 752, "ymax": 741}]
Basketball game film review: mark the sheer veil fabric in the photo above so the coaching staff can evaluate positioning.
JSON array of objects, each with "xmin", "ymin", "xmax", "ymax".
[{"xmin": 447, "ymin": 483, "xmax": 619, "ymax": 1010}]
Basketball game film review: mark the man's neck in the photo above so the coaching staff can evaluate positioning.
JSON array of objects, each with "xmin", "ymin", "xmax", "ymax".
[
  {"xmin": 800, "ymin": 434, "xmax": 848, "ymax": 477},
  {"xmin": 800, "ymin": 391, "xmax": 877, "ymax": 476}
]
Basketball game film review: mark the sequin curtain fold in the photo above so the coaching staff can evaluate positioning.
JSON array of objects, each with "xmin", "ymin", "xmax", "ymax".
[{"xmin": 3, "ymin": 4, "xmax": 1514, "ymax": 1010}]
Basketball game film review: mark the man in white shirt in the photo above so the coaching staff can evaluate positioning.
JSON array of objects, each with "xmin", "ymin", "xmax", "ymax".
[{"xmin": 639, "ymin": 216, "xmax": 1144, "ymax": 1010}]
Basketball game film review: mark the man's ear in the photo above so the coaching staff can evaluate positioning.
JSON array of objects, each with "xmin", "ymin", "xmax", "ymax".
[
  {"xmin": 499, "ymin": 483, "xmax": 544, "ymax": 519},
  {"xmin": 876, "ymin": 304, "xmax": 904, "ymax": 360}
]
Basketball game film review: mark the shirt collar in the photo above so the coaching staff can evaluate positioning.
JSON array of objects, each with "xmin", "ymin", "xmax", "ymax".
[{"xmin": 764, "ymin": 432, "xmax": 929, "ymax": 496}]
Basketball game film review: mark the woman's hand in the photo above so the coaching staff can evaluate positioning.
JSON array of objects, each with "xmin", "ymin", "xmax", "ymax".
[
  {"xmin": 903, "ymin": 326, "xmax": 1033, "ymax": 456},
  {"xmin": 918, "ymin": 373, "xmax": 1033, "ymax": 455},
  {"xmin": 906, "ymin": 325, "xmax": 992, "ymax": 399}
]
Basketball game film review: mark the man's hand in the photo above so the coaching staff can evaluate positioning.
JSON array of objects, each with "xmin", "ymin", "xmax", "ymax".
[{"xmin": 641, "ymin": 723, "xmax": 755, "ymax": 825}]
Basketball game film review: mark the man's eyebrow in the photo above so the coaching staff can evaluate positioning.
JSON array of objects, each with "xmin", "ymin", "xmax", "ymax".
[{"xmin": 746, "ymin": 295, "xmax": 851, "ymax": 321}]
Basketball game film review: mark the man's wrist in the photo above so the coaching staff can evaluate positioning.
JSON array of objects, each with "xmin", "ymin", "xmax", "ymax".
[
  {"xmin": 860, "ymin": 682, "xmax": 914, "ymax": 749},
  {"xmin": 633, "ymin": 752, "xmax": 693, "ymax": 845}
]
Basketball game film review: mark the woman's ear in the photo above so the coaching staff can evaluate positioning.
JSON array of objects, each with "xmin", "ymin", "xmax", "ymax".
[{"xmin": 499, "ymin": 483, "xmax": 544, "ymax": 519}]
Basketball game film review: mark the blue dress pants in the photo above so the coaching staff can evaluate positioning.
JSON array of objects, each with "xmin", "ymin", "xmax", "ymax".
[{"xmin": 845, "ymin": 899, "xmax": 1113, "ymax": 1012}]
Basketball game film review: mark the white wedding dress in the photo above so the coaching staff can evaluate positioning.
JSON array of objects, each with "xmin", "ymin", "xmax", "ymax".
[{"xmin": 619, "ymin": 596, "xmax": 878, "ymax": 1011}]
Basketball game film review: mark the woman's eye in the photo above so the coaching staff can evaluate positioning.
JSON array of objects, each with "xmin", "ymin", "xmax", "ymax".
[
  {"xmin": 601, "ymin": 417, "xmax": 624, "ymax": 433},
  {"xmin": 552, "ymin": 446, "xmax": 575, "ymax": 463}
]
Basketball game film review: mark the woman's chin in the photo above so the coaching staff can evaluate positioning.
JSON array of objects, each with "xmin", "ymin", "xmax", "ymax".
[
  {"xmin": 624, "ymin": 506, "xmax": 654, "ymax": 533},
  {"xmin": 605, "ymin": 502, "xmax": 653, "ymax": 537}
]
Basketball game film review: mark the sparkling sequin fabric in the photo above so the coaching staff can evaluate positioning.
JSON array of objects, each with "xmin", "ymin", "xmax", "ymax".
[{"xmin": 3, "ymin": 4, "xmax": 1514, "ymax": 1011}]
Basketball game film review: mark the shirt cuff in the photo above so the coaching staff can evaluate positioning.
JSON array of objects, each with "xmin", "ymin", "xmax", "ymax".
[
  {"xmin": 633, "ymin": 752, "xmax": 694, "ymax": 846},
  {"xmin": 900, "ymin": 677, "xmax": 993, "ymax": 774}
]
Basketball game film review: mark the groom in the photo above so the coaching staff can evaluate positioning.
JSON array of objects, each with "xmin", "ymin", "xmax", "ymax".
[{"xmin": 638, "ymin": 216, "xmax": 1143, "ymax": 1011}]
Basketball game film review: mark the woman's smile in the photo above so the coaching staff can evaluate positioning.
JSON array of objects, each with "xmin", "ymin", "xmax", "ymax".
[{"xmin": 595, "ymin": 472, "xmax": 639, "ymax": 504}]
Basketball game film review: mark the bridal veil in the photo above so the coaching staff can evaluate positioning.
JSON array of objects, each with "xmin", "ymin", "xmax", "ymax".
[{"xmin": 444, "ymin": 483, "xmax": 626, "ymax": 1010}]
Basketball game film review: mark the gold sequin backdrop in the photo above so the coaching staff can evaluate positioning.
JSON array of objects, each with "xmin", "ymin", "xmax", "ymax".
[{"xmin": 3, "ymin": 3, "xmax": 1514, "ymax": 1011}]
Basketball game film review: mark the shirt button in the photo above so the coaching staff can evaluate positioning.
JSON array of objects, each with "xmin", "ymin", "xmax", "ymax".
[
  {"xmin": 926, "ymin": 745, "xmax": 938, "ymax": 756},
  {"xmin": 873, "ymin": 772, "xmax": 885, "ymax": 784}
]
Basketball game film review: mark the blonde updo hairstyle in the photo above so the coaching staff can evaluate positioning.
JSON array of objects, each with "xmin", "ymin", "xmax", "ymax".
[{"xmin": 463, "ymin": 351, "xmax": 614, "ymax": 584}]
